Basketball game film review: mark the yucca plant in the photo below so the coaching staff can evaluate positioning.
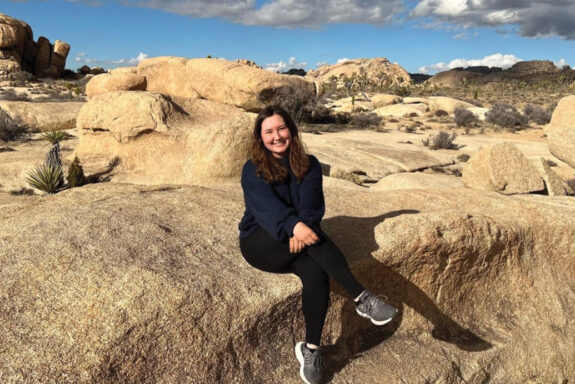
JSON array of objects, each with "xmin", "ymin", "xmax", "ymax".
[
  {"xmin": 40, "ymin": 129, "xmax": 68, "ymax": 144},
  {"xmin": 26, "ymin": 163, "xmax": 64, "ymax": 194}
]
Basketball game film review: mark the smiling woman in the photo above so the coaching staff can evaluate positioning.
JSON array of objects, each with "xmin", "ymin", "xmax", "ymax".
[{"xmin": 238, "ymin": 105, "xmax": 398, "ymax": 384}]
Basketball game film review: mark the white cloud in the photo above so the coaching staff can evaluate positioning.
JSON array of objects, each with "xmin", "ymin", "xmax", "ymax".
[
  {"xmin": 418, "ymin": 53, "xmax": 522, "ymax": 74},
  {"xmin": 316, "ymin": 61, "xmax": 328, "ymax": 67},
  {"xmin": 412, "ymin": 0, "xmax": 575, "ymax": 40},
  {"xmin": 265, "ymin": 56, "xmax": 307, "ymax": 72},
  {"xmin": 74, "ymin": 52, "xmax": 149, "ymax": 68},
  {"xmin": 68, "ymin": 0, "xmax": 404, "ymax": 28},
  {"xmin": 554, "ymin": 58, "xmax": 570, "ymax": 68},
  {"xmin": 336, "ymin": 57, "xmax": 350, "ymax": 64}
]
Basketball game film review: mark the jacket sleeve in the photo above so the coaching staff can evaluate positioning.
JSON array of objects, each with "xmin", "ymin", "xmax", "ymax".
[
  {"xmin": 296, "ymin": 155, "xmax": 325, "ymax": 228},
  {"xmin": 241, "ymin": 162, "xmax": 300, "ymax": 242}
]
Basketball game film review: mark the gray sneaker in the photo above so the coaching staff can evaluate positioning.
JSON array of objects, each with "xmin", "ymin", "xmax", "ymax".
[
  {"xmin": 294, "ymin": 342, "xmax": 324, "ymax": 384},
  {"xmin": 355, "ymin": 290, "xmax": 398, "ymax": 325}
]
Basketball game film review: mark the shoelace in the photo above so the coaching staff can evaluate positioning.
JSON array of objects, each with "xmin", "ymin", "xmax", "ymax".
[{"xmin": 304, "ymin": 349, "xmax": 325, "ymax": 371}]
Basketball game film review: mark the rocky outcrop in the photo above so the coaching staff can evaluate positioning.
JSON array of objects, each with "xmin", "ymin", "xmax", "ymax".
[
  {"xmin": 137, "ymin": 57, "xmax": 201, "ymax": 100},
  {"xmin": 370, "ymin": 93, "xmax": 402, "ymax": 108},
  {"xmin": 462, "ymin": 142, "xmax": 545, "ymax": 194},
  {"xmin": 86, "ymin": 72, "xmax": 147, "ymax": 98},
  {"xmin": 373, "ymin": 103, "xmax": 428, "ymax": 117},
  {"xmin": 429, "ymin": 60, "xmax": 574, "ymax": 87},
  {"xmin": 0, "ymin": 100, "xmax": 83, "ymax": 131},
  {"xmin": 306, "ymin": 58, "xmax": 411, "ymax": 87},
  {"xmin": 74, "ymin": 91, "xmax": 254, "ymax": 186},
  {"xmin": 1, "ymin": 183, "xmax": 575, "ymax": 383},
  {"xmin": 0, "ymin": 13, "xmax": 70, "ymax": 78},
  {"xmin": 531, "ymin": 157, "xmax": 573, "ymax": 196},
  {"xmin": 370, "ymin": 172, "xmax": 463, "ymax": 191},
  {"xmin": 547, "ymin": 95, "xmax": 575, "ymax": 168}
]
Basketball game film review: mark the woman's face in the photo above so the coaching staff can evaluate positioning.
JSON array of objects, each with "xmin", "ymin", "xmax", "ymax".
[{"xmin": 261, "ymin": 114, "xmax": 292, "ymax": 158}]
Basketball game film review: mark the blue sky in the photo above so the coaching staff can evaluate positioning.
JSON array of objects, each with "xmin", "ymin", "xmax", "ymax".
[{"xmin": 3, "ymin": 0, "xmax": 575, "ymax": 74}]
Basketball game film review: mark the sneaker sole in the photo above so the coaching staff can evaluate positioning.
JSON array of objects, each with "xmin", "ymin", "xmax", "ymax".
[
  {"xmin": 294, "ymin": 342, "xmax": 312, "ymax": 384},
  {"xmin": 356, "ymin": 308, "xmax": 397, "ymax": 326}
]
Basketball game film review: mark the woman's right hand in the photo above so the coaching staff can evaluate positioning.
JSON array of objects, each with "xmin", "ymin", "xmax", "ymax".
[{"xmin": 293, "ymin": 222, "xmax": 319, "ymax": 246}]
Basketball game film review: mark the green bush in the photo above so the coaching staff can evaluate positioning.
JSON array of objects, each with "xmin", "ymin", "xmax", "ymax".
[
  {"xmin": 454, "ymin": 107, "xmax": 477, "ymax": 127},
  {"xmin": 0, "ymin": 109, "xmax": 28, "ymax": 142},
  {"xmin": 67, "ymin": 156, "xmax": 86, "ymax": 188},
  {"xmin": 26, "ymin": 163, "xmax": 64, "ymax": 194},
  {"xmin": 486, "ymin": 103, "xmax": 526, "ymax": 128}
]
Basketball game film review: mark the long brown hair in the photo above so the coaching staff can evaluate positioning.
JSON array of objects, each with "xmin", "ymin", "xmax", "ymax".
[{"xmin": 250, "ymin": 105, "xmax": 309, "ymax": 184}]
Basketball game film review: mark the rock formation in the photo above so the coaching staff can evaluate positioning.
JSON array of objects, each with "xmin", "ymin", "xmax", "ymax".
[
  {"xmin": 428, "ymin": 60, "xmax": 574, "ymax": 87},
  {"xmin": 0, "ymin": 13, "xmax": 70, "ymax": 79},
  {"xmin": 75, "ymin": 91, "xmax": 254, "ymax": 186},
  {"xmin": 1, "ymin": 183, "xmax": 575, "ymax": 383},
  {"xmin": 462, "ymin": 142, "xmax": 545, "ymax": 194},
  {"xmin": 547, "ymin": 95, "xmax": 575, "ymax": 168},
  {"xmin": 306, "ymin": 58, "xmax": 411, "ymax": 87}
]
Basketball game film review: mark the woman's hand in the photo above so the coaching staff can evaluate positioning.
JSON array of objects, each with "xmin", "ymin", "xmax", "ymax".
[
  {"xmin": 293, "ymin": 222, "xmax": 319, "ymax": 246},
  {"xmin": 289, "ymin": 237, "xmax": 306, "ymax": 254}
]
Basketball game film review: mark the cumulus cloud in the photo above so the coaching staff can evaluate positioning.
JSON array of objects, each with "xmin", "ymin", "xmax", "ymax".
[
  {"xmin": 265, "ymin": 56, "xmax": 307, "ymax": 72},
  {"xmin": 411, "ymin": 0, "xmax": 575, "ymax": 40},
  {"xmin": 336, "ymin": 57, "xmax": 350, "ymax": 64},
  {"xmin": 418, "ymin": 53, "xmax": 522, "ymax": 74},
  {"xmin": 65, "ymin": 0, "xmax": 404, "ymax": 28},
  {"xmin": 554, "ymin": 58, "xmax": 570, "ymax": 68},
  {"xmin": 74, "ymin": 52, "xmax": 148, "ymax": 68}
]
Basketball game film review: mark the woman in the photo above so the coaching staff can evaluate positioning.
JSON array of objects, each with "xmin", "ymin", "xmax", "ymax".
[{"xmin": 239, "ymin": 105, "xmax": 397, "ymax": 384}]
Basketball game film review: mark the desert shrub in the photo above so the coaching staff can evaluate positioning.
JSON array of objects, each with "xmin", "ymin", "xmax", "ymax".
[
  {"xmin": 67, "ymin": 156, "xmax": 86, "ymax": 188},
  {"xmin": 8, "ymin": 71, "xmax": 36, "ymax": 86},
  {"xmin": 0, "ymin": 89, "xmax": 30, "ymax": 101},
  {"xmin": 456, "ymin": 154, "xmax": 470, "ymax": 162},
  {"xmin": 0, "ymin": 109, "xmax": 28, "ymax": 142},
  {"xmin": 422, "ymin": 131, "xmax": 458, "ymax": 150},
  {"xmin": 351, "ymin": 112, "xmax": 383, "ymax": 128},
  {"xmin": 523, "ymin": 104, "xmax": 551, "ymax": 125},
  {"xmin": 269, "ymin": 83, "xmax": 315, "ymax": 124},
  {"xmin": 391, "ymin": 86, "xmax": 411, "ymax": 97},
  {"xmin": 434, "ymin": 109, "xmax": 448, "ymax": 117},
  {"xmin": 331, "ymin": 169, "xmax": 363, "ymax": 185},
  {"xmin": 26, "ymin": 163, "xmax": 64, "ymax": 194},
  {"xmin": 454, "ymin": 107, "xmax": 477, "ymax": 127},
  {"xmin": 485, "ymin": 103, "xmax": 526, "ymax": 128}
]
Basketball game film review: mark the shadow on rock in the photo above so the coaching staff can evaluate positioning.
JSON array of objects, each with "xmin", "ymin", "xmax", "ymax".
[{"xmin": 320, "ymin": 211, "xmax": 492, "ymax": 381}]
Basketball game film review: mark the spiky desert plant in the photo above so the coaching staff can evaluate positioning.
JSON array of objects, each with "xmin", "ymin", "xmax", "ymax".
[
  {"xmin": 40, "ymin": 129, "xmax": 68, "ymax": 144},
  {"xmin": 67, "ymin": 156, "xmax": 86, "ymax": 188},
  {"xmin": 26, "ymin": 163, "xmax": 64, "ymax": 194}
]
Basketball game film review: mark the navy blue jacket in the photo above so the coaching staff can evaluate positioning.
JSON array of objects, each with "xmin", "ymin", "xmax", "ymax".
[{"xmin": 239, "ymin": 155, "xmax": 325, "ymax": 242}]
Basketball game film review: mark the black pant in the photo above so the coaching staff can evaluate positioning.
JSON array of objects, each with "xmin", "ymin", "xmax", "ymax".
[{"xmin": 239, "ymin": 226, "xmax": 364, "ymax": 345}]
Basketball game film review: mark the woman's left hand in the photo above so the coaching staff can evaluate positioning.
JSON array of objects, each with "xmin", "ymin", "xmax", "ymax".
[{"xmin": 289, "ymin": 236, "xmax": 305, "ymax": 254}]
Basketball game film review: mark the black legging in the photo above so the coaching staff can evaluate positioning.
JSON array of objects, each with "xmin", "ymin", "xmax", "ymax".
[{"xmin": 239, "ymin": 225, "xmax": 365, "ymax": 345}]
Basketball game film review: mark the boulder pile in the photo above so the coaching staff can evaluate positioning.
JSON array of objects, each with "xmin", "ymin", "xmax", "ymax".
[
  {"xmin": 0, "ymin": 13, "xmax": 70, "ymax": 79},
  {"xmin": 77, "ymin": 56, "xmax": 322, "ymax": 186},
  {"xmin": 306, "ymin": 58, "xmax": 411, "ymax": 87}
]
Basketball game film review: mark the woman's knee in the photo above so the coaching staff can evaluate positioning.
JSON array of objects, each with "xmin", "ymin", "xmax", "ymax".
[{"xmin": 292, "ymin": 255, "xmax": 330, "ymax": 287}]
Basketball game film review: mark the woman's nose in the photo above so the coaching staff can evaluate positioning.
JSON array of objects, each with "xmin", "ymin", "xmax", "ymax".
[{"xmin": 273, "ymin": 130, "xmax": 281, "ymax": 140}]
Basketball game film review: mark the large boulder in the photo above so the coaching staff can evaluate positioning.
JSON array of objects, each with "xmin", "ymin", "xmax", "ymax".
[
  {"xmin": 462, "ymin": 142, "xmax": 545, "ymax": 194},
  {"xmin": 427, "ymin": 96, "xmax": 475, "ymax": 114},
  {"xmin": 0, "ymin": 100, "xmax": 83, "ymax": 131},
  {"xmin": 531, "ymin": 157, "xmax": 573, "ymax": 196},
  {"xmin": 86, "ymin": 72, "xmax": 147, "ymax": 98},
  {"xmin": 306, "ymin": 58, "xmax": 411, "ymax": 87},
  {"xmin": 136, "ymin": 57, "xmax": 319, "ymax": 112},
  {"xmin": 1, "ymin": 184, "xmax": 575, "ymax": 383},
  {"xmin": 547, "ymin": 95, "xmax": 575, "ymax": 168},
  {"xmin": 136, "ymin": 57, "xmax": 200, "ymax": 99},
  {"xmin": 75, "ymin": 91, "xmax": 254, "ymax": 185},
  {"xmin": 0, "ymin": 13, "xmax": 70, "ymax": 78},
  {"xmin": 370, "ymin": 93, "xmax": 402, "ymax": 108}
]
